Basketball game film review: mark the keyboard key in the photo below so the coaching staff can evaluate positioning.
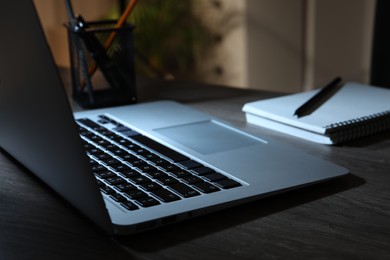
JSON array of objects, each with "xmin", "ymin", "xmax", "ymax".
[
  {"xmin": 79, "ymin": 128, "xmax": 93, "ymax": 137},
  {"xmin": 113, "ymin": 125, "xmax": 132, "ymax": 132},
  {"xmin": 105, "ymin": 176, "xmax": 126, "ymax": 185},
  {"xmin": 98, "ymin": 119, "xmax": 110, "ymax": 125},
  {"xmin": 111, "ymin": 164, "xmax": 133, "ymax": 172},
  {"xmin": 98, "ymin": 115, "xmax": 120, "ymax": 125},
  {"xmin": 214, "ymin": 179, "xmax": 242, "ymax": 189},
  {"xmin": 91, "ymin": 165, "xmax": 107, "ymax": 172},
  {"xmin": 151, "ymin": 189, "xmax": 181, "ymax": 202},
  {"xmin": 104, "ymin": 133, "xmax": 122, "ymax": 141},
  {"xmin": 160, "ymin": 164, "xmax": 181, "ymax": 172},
  {"xmin": 101, "ymin": 158, "xmax": 121, "ymax": 166},
  {"xmin": 96, "ymin": 179, "xmax": 105, "ymax": 188},
  {"xmin": 141, "ymin": 153, "xmax": 159, "ymax": 160},
  {"xmin": 169, "ymin": 170, "xmax": 191, "ymax": 178},
  {"xmin": 180, "ymin": 175, "xmax": 203, "ymax": 184},
  {"xmin": 192, "ymin": 182, "xmax": 220, "ymax": 193},
  {"xmin": 110, "ymin": 193, "xmax": 127, "ymax": 202},
  {"xmin": 87, "ymin": 147, "xmax": 104, "ymax": 155},
  {"xmin": 77, "ymin": 118, "xmax": 102, "ymax": 130},
  {"xmin": 155, "ymin": 176, "xmax": 178, "ymax": 185},
  {"xmin": 89, "ymin": 135, "xmax": 104, "ymax": 143},
  {"xmin": 100, "ymin": 143, "xmax": 117, "ymax": 151},
  {"xmin": 133, "ymin": 148, "xmax": 149, "ymax": 155},
  {"xmin": 94, "ymin": 170, "xmax": 116, "ymax": 179},
  {"xmin": 148, "ymin": 157, "xmax": 169, "ymax": 166},
  {"xmin": 122, "ymin": 142, "xmax": 141, "ymax": 151},
  {"xmin": 100, "ymin": 186, "xmax": 116, "ymax": 195},
  {"xmin": 109, "ymin": 149, "xmax": 126, "ymax": 156},
  {"xmin": 88, "ymin": 158, "xmax": 98, "ymax": 166},
  {"xmin": 191, "ymin": 167, "xmax": 215, "ymax": 176},
  {"xmin": 134, "ymin": 196, "xmax": 160, "ymax": 207},
  {"xmin": 145, "ymin": 170, "xmax": 168, "ymax": 179},
  {"xmin": 114, "ymin": 182, "xmax": 137, "ymax": 192},
  {"xmin": 135, "ymin": 164, "xmax": 157, "ymax": 173},
  {"xmin": 120, "ymin": 129, "xmax": 141, "ymax": 138},
  {"xmin": 116, "ymin": 138, "xmax": 133, "ymax": 146},
  {"xmin": 95, "ymin": 127, "xmax": 112, "ymax": 134},
  {"xmin": 201, "ymin": 173, "xmax": 227, "ymax": 182},
  {"xmin": 131, "ymin": 135, "xmax": 188, "ymax": 162},
  {"xmin": 177, "ymin": 160, "xmax": 203, "ymax": 170},
  {"xmin": 83, "ymin": 142, "xmax": 95, "ymax": 150},
  {"xmin": 118, "ymin": 170, "xmax": 140, "ymax": 179},
  {"xmin": 168, "ymin": 183, "xmax": 200, "ymax": 198},
  {"xmin": 117, "ymin": 153, "xmax": 138, "ymax": 162},
  {"xmin": 120, "ymin": 201, "xmax": 139, "ymax": 211},
  {"xmin": 128, "ymin": 175, "xmax": 151, "ymax": 185},
  {"xmin": 95, "ymin": 139, "xmax": 111, "ymax": 147},
  {"xmin": 94, "ymin": 153, "xmax": 111, "ymax": 160},
  {"xmin": 139, "ymin": 182, "xmax": 163, "ymax": 191},
  {"xmin": 124, "ymin": 189, "xmax": 148, "ymax": 199},
  {"xmin": 126, "ymin": 158, "xmax": 145, "ymax": 167},
  {"xmin": 112, "ymin": 125, "xmax": 139, "ymax": 135}
]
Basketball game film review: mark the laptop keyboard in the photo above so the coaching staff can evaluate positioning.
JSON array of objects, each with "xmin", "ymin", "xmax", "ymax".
[{"xmin": 76, "ymin": 115, "xmax": 242, "ymax": 211}]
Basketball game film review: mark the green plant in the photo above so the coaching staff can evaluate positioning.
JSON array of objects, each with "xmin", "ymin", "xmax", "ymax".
[{"xmin": 120, "ymin": 0, "xmax": 214, "ymax": 78}]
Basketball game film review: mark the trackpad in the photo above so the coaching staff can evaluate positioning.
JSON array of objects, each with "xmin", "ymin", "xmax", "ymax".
[{"xmin": 154, "ymin": 120, "xmax": 264, "ymax": 155}]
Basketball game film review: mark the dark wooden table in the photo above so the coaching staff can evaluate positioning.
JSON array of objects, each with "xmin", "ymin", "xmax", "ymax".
[{"xmin": 1, "ymin": 75, "xmax": 389, "ymax": 259}]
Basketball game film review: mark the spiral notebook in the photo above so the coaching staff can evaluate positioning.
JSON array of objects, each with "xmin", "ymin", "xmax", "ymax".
[{"xmin": 242, "ymin": 82, "xmax": 390, "ymax": 144}]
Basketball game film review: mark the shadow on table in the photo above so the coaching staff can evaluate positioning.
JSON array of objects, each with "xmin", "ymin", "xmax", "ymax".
[
  {"xmin": 341, "ymin": 130, "xmax": 390, "ymax": 148},
  {"xmin": 117, "ymin": 173, "xmax": 364, "ymax": 253}
]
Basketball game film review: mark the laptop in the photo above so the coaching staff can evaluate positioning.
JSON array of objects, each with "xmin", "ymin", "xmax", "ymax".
[{"xmin": 0, "ymin": 0, "xmax": 348, "ymax": 235}]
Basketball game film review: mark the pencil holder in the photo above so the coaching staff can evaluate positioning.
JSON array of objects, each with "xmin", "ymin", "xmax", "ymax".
[{"xmin": 66, "ymin": 20, "xmax": 137, "ymax": 108}]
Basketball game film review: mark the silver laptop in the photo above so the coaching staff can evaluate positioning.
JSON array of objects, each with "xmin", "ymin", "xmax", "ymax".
[{"xmin": 0, "ymin": 0, "xmax": 348, "ymax": 235}]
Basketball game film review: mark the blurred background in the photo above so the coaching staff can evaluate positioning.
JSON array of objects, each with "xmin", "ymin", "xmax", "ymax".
[{"xmin": 34, "ymin": 0, "xmax": 375, "ymax": 93}]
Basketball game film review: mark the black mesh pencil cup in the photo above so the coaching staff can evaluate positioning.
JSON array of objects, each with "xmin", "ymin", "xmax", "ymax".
[{"xmin": 66, "ymin": 19, "xmax": 137, "ymax": 108}]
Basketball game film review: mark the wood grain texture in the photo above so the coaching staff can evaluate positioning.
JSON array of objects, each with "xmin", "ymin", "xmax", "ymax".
[{"xmin": 1, "ymin": 75, "xmax": 389, "ymax": 259}]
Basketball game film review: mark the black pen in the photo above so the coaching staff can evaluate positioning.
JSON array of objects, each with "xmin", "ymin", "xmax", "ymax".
[{"xmin": 294, "ymin": 77, "xmax": 343, "ymax": 118}]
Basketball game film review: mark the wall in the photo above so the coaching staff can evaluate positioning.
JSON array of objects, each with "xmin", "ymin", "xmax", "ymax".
[
  {"xmin": 193, "ymin": 0, "xmax": 248, "ymax": 89},
  {"xmin": 195, "ymin": 0, "xmax": 304, "ymax": 92},
  {"xmin": 199, "ymin": 0, "xmax": 375, "ymax": 92},
  {"xmin": 245, "ymin": 0, "xmax": 305, "ymax": 92},
  {"xmin": 33, "ymin": 0, "xmax": 376, "ymax": 93},
  {"xmin": 34, "ymin": 0, "xmax": 114, "ymax": 67},
  {"xmin": 303, "ymin": 0, "xmax": 376, "ymax": 90}
]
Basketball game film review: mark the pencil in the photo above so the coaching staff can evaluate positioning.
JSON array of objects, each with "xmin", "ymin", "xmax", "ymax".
[
  {"xmin": 87, "ymin": 0, "xmax": 137, "ymax": 80},
  {"xmin": 104, "ymin": 0, "xmax": 137, "ymax": 49}
]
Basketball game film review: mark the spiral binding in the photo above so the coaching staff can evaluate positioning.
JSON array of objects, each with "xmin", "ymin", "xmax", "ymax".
[{"xmin": 324, "ymin": 110, "xmax": 390, "ymax": 143}]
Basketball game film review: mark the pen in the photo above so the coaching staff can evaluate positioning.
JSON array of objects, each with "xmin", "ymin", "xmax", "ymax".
[
  {"xmin": 65, "ymin": 0, "xmax": 75, "ymax": 21},
  {"xmin": 294, "ymin": 77, "xmax": 343, "ymax": 118},
  {"xmin": 66, "ymin": 0, "xmax": 95, "ymax": 103}
]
